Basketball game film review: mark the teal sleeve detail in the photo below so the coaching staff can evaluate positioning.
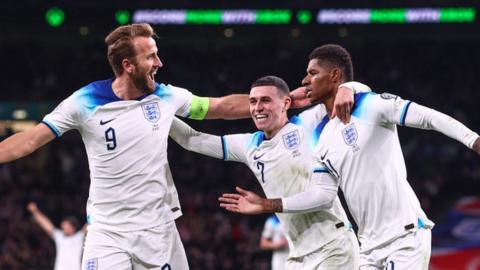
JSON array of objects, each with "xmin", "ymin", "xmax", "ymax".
[{"xmin": 188, "ymin": 95, "xmax": 209, "ymax": 120}]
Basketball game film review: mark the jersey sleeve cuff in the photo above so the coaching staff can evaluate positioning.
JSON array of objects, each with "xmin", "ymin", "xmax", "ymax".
[{"xmin": 41, "ymin": 120, "xmax": 61, "ymax": 138}]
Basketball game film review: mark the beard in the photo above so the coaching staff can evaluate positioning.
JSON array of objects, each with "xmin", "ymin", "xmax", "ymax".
[{"xmin": 131, "ymin": 69, "xmax": 155, "ymax": 94}]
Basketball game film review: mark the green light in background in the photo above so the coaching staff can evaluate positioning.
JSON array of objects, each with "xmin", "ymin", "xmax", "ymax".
[
  {"xmin": 371, "ymin": 9, "xmax": 406, "ymax": 23},
  {"xmin": 187, "ymin": 10, "xmax": 222, "ymax": 24},
  {"xmin": 116, "ymin": 10, "xmax": 130, "ymax": 25},
  {"xmin": 45, "ymin": 7, "xmax": 65, "ymax": 27},
  {"xmin": 256, "ymin": 10, "xmax": 291, "ymax": 24},
  {"xmin": 440, "ymin": 8, "xmax": 476, "ymax": 22},
  {"xmin": 297, "ymin": 10, "xmax": 312, "ymax": 24}
]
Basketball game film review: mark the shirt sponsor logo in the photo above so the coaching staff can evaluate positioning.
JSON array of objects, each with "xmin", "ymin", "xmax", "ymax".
[
  {"xmin": 342, "ymin": 124, "xmax": 358, "ymax": 146},
  {"xmin": 142, "ymin": 102, "xmax": 161, "ymax": 123},
  {"xmin": 283, "ymin": 130, "xmax": 300, "ymax": 150},
  {"xmin": 85, "ymin": 258, "xmax": 98, "ymax": 270}
]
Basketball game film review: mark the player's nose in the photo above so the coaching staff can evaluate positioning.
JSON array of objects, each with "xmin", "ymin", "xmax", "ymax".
[{"xmin": 301, "ymin": 75, "xmax": 310, "ymax": 86}]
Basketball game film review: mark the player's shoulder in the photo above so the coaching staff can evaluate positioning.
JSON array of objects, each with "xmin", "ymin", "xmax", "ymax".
[
  {"xmin": 294, "ymin": 104, "xmax": 327, "ymax": 123},
  {"xmin": 247, "ymin": 131, "xmax": 266, "ymax": 148},
  {"xmin": 153, "ymin": 83, "xmax": 191, "ymax": 99},
  {"xmin": 351, "ymin": 92, "xmax": 390, "ymax": 117},
  {"xmin": 70, "ymin": 78, "xmax": 121, "ymax": 107}
]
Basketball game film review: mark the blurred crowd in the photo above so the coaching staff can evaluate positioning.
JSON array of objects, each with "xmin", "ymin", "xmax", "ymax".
[{"xmin": 0, "ymin": 33, "xmax": 479, "ymax": 269}]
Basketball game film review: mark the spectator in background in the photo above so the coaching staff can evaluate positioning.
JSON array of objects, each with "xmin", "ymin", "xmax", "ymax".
[
  {"xmin": 27, "ymin": 202, "xmax": 86, "ymax": 270},
  {"xmin": 260, "ymin": 215, "xmax": 288, "ymax": 270}
]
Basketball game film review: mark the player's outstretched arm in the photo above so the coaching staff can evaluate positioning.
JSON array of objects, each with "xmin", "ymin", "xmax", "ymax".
[
  {"xmin": 206, "ymin": 94, "xmax": 250, "ymax": 119},
  {"xmin": 402, "ymin": 102, "xmax": 479, "ymax": 153},
  {"xmin": 27, "ymin": 202, "xmax": 55, "ymax": 236},
  {"xmin": 0, "ymin": 123, "xmax": 55, "ymax": 163},
  {"xmin": 219, "ymin": 186, "xmax": 281, "ymax": 215},
  {"xmin": 169, "ymin": 117, "xmax": 224, "ymax": 159},
  {"xmin": 219, "ymin": 173, "xmax": 338, "ymax": 214}
]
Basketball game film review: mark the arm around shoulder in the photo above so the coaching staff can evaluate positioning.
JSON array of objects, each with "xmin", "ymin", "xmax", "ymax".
[
  {"xmin": 206, "ymin": 94, "xmax": 250, "ymax": 119},
  {"xmin": 169, "ymin": 117, "xmax": 224, "ymax": 159},
  {"xmin": 0, "ymin": 123, "xmax": 56, "ymax": 163}
]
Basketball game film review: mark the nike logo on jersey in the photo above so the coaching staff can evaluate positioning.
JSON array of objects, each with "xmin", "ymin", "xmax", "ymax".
[
  {"xmin": 253, "ymin": 153, "xmax": 265, "ymax": 160},
  {"xmin": 99, "ymin": 118, "xmax": 116, "ymax": 125},
  {"xmin": 320, "ymin": 149, "xmax": 329, "ymax": 161}
]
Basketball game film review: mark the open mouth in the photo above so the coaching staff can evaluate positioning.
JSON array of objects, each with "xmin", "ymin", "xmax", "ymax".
[
  {"xmin": 255, "ymin": 114, "xmax": 268, "ymax": 122},
  {"xmin": 306, "ymin": 88, "xmax": 313, "ymax": 98},
  {"xmin": 148, "ymin": 70, "xmax": 157, "ymax": 82}
]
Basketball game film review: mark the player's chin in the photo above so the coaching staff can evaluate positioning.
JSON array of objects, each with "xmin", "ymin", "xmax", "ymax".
[{"xmin": 145, "ymin": 81, "xmax": 156, "ymax": 93}]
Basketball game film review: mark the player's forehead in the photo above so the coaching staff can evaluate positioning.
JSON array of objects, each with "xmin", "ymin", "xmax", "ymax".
[
  {"xmin": 249, "ymin": 85, "xmax": 280, "ymax": 99},
  {"xmin": 132, "ymin": 36, "xmax": 158, "ymax": 55},
  {"xmin": 306, "ymin": 59, "xmax": 326, "ymax": 73}
]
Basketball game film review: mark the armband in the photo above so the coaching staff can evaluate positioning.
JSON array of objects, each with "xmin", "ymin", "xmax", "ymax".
[{"xmin": 188, "ymin": 95, "xmax": 209, "ymax": 120}]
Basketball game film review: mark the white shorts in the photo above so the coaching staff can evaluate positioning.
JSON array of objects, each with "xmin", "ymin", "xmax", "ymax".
[
  {"xmin": 359, "ymin": 228, "xmax": 431, "ymax": 270},
  {"xmin": 82, "ymin": 221, "xmax": 188, "ymax": 270},
  {"xmin": 286, "ymin": 228, "xmax": 359, "ymax": 270}
]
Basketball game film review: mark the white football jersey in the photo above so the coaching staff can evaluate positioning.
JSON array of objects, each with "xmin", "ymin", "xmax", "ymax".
[
  {"xmin": 313, "ymin": 92, "xmax": 435, "ymax": 253},
  {"xmin": 222, "ymin": 123, "xmax": 349, "ymax": 258},
  {"xmin": 52, "ymin": 229, "xmax": 85, "ymax": 270},
  {"xmin": 43, "ymin": 79, "xmax": 195, "ymax": 232},
  {"xmin": 262, "ymin": 215, "xmax": 288, "ymax": 270}
]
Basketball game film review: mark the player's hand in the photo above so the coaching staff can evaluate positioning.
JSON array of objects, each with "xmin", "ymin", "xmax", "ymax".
[
  {"xmin": 27, "ymin": 202, "xmax": 38, "ymax": 213},
  {"xmin": 473, "ymin": 137, "xmax": 480, "ymax": 155},
  {"xmin": 290, "ymin": 86, "xmax": 312, "ymax": 108},
  {"xmin": 331, "ymin": 86, "xmax": 354, "ymax": 124},
  {"xmin": 219, "ymin": 186, "xmax": 266, "ymax": 215}
]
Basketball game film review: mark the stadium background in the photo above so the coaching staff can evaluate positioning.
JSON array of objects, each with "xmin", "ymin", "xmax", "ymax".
[{"xmin": 1, "ymin": 0, "xmax": 480, "ymax": 269}]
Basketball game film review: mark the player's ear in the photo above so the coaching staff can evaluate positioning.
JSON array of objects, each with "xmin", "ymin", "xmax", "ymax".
[
  {"xmin": 330, "ymin": 68, "xmax": 342, "ymax": 83},
  {"xmin": 122, "ymin": 58, "xmax": 134, "ymax": 74},
  {"xmin": 283, "ymin": 96, "xmax": 291, "ymax": 111}
]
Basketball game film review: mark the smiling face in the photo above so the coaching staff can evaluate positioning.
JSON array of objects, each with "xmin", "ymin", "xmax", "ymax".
[
  {"xmin": 249, "ymin": 85, "xmax": 291, "ymax": 138},
  {"xmin": 302, "ymin": 59, "xmax": 337, "ymax": 105},
  {"xmin": 129, "ymin": 36, "xmax": 163, "ymax": 93}
]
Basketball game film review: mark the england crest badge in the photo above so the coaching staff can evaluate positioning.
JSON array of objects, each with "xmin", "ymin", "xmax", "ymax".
[
  {"xmin": 283, "ymin": 130, "xmax": 300, "ymax": 150},
  {"xmin": 342, "ymin": 123, "xmax": 358, "ymax": 146},
  {"xmin": 142, "ymin": 102, "xmax": 161, "ymax": 123},
  {"xmin": 85, "ymin": 258, "xmax": 98, "ymax": 270}
]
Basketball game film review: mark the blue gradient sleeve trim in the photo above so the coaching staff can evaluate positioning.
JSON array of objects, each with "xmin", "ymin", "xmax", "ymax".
[
  {"xmin": 249, "ymin": 131, "xmax": 265, "ymax": 148},
  {"xmin": 221, "ymin": 136, "xmax": 228, "ymax": 160},
  {"xmin": 351, "ymin": 92, "xmax": 372, "ymax": 118},
  {"xmin": 417, "ymin": 218, "xmax": 426, "ymax": 229},
  {"xmin": 313, "ymin": 167, "xmax": 329, "ymax": 173},
  {"xmin": 41, "ymin": 120, "xmax": 60, "ymax": 138},
  {"xmin": 309, "ymin": 115, "xmax": 330, "ymax": 149},
  {"xmin": 42, "ymin": 120, "xmax": 61, "ymax": 138},
  {"xmin": 289, "ymin": 115, "xmax": 302, "ymax": 125},
  {"xmin": 400, "ymin": 101, "xmax": 412, "ymax": 126}
]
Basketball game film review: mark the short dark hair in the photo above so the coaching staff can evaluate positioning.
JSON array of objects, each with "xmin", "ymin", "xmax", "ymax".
[
  {"xmin": 250, "ymin": 76, "xmax": 290, "ymax": 97},
  {"xmin": 105, "ymin": 23, "xmax": 158, "ymax": 76},
  {"xmin": 309, "ymin": 44, "xmax": 353, "ymax": 82},
  {"xmin": 62, "ymin": 216, "xmax": 80, "ymax": 231}
]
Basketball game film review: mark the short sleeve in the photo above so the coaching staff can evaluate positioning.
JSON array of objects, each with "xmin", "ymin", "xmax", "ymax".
[
  {"xmin": 51, "ymin": 228, "xmax": 63, "ymax": 243},
  {"xmin": 42, "ymin": 93, "xmax": 82, "ymax": 137},
  {"xmin": 221, "ymin": 133, "xmax": 251, "ymax": 163}
]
